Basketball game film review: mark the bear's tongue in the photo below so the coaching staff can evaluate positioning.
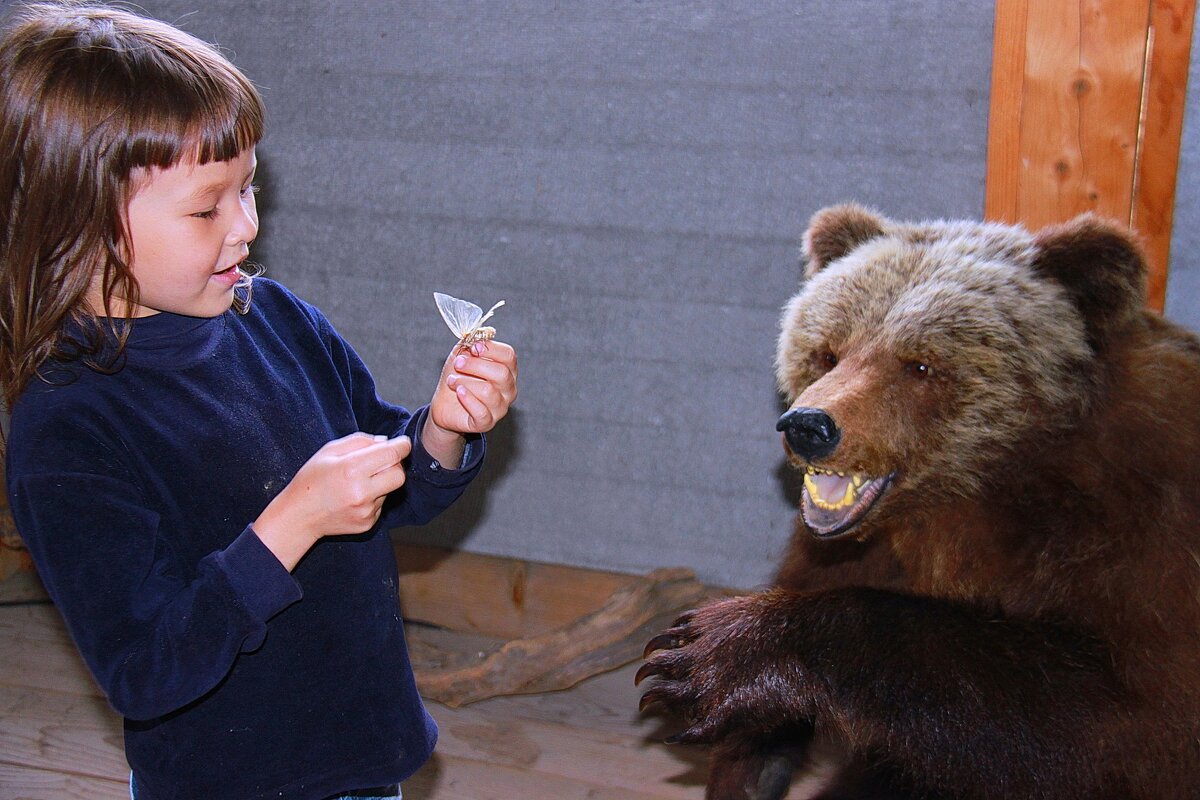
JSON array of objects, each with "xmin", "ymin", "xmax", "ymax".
[{"xmin": 805, "ymin": 472, "xmax": 856, "ymax": 509}]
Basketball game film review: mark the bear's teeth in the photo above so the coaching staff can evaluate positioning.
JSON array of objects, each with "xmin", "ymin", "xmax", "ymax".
[{"xmin": 805, "ymin": 467, "xmax": 867, "ymax": 488}]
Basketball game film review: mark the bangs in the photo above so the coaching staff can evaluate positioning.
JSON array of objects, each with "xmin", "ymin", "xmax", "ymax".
[
  {"xmin": 113, "ymin": 38, "xmax": 265, "ymax": 171},
  {"xmin": 9, "ymin": 4, "xmax": 267, "ymax": 181},
  {"xmin": 120, "ymin": 84, "xmax": 264, "ymax": 172},
  {"xmin": 19, "ymin": 3, "xmax": 268, "ymax": 174}
]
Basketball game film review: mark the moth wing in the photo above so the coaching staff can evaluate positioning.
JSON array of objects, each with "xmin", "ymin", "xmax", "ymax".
[
  {"xmin": 476, "ymin": 300, "xmax": 505, "ymax": 328},
  {"xmin": 434, "ymin": 292, "xmax": 484, "ymax": 337}
]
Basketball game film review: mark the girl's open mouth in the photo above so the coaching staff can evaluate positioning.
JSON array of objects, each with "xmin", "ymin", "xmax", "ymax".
[{"xmin": 212, "ymin": 263, "xmax": 243, "ymax": 288}]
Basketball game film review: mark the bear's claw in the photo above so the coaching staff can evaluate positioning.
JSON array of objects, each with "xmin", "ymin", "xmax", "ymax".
[{"xmin": 642, "ymin": 631, "xmax": 681, "ymax": 659}]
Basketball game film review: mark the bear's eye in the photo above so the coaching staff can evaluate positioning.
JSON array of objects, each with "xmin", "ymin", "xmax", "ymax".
[
  {"xmin": 820, "ymin": 352, "xmax": 838, "ymax": 370},
  {"xmin": 905, "ymin": 361, "xmax": 932, "ymax": 379}
]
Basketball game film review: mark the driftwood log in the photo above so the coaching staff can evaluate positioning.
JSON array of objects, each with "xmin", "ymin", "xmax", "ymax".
[{"xmin": 407, "ymin": 565, "xmax": 720, "ymax": 707}]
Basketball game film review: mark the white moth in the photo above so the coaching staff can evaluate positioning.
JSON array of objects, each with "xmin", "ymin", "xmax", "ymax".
[{"xmin": 434, "ymin": 292, "xmax": 505, "ymax": 349}]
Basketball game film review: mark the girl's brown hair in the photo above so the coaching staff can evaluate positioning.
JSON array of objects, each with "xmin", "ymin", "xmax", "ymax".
[{"xmin": 0, "ymin": 2, "xmax": 265, "ymax": 410}]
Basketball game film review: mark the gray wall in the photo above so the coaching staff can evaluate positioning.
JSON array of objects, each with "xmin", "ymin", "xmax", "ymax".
[
  {"xmin": 1166, "ymin": 10, "xmax": 1200, "ymax": 329},
  {"xmin": 3, "ymin": 2, "xmax": 1194, "ymax": 588}
]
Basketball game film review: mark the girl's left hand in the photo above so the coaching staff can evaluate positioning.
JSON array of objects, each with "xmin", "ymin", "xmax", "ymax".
[{"xmin": 424, "ymin": 340, "xmax": 518, "ymax": 459}]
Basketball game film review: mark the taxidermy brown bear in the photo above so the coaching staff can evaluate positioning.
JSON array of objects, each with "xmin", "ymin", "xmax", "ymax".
[{"xmin": 638, "ymin": 205, "xmax": 1200, "ymax": 800}]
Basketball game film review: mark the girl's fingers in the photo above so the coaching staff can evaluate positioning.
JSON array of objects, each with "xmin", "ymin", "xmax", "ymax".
[
  {"xmin": 366, "ymin": 461, "xmax": 407, "ymax": 496},
  {"xmin": 448, "ymin": 372, "xmax": 501, "ymax": 403},
  {"xmin": 355, "ymin": 436, "xmax": 412, "ymax": 478},
  {"xmin": 458, "ymin": 341, "xmax": 517, "ymax": 378},
  {"xmin": 453, "ymin": 383, "xmax": 495, "ymax": 432},
  {"xmin": 432, "ymin": 339, "xmax": 517, "ymax": 434},
  {"xmin": 469, "ymin": 339, "xmax": 517, "ymax": 366},
  {"xmin": 449, "ymin": 361, "xmax": 516, "ymax": 409},
  {"xmin": 322, "ymin": 431, "xmax": 386, "ymax": 456},
  {"xmin": 452, "ymin": 352, "xmax": 515, "ymax": 385}
]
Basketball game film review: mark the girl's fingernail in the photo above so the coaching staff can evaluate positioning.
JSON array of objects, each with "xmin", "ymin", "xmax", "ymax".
[{"xmin": 454, "ymin": 355, "xmax": 467, "ymax": 369}]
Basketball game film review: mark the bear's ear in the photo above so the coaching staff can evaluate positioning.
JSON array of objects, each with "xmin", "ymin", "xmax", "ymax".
[
  {"xmin": 1030, "ymin": 214, "xmax": 1148, "ymax": 348},
  {"xmin": 802, "ymin": 204, "xmax": 888, "ymax": 278}
]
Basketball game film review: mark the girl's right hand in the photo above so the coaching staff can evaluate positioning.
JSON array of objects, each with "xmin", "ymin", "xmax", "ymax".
[{"xmin": 252, "ymin": 432, "xmax": 412, "ymax": 571}]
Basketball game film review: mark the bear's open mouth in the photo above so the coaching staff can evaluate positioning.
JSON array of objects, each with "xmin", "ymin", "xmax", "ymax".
[{"xmin": 801, "ymin": 466, "xmax": 894, "ymax": 538}]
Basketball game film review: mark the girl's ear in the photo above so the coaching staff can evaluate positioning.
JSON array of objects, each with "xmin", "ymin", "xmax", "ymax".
[
  {"xmin": 1030, "ymin": 214, "xmax": 1147, "ymax": 349},
  {"xmin": 801, "ymin": 204, "xmax": 889, "ymax": 279}
]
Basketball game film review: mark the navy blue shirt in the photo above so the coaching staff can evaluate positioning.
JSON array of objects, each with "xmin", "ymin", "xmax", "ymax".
[{"xmin": 6, "ymin": 280, "xmax": 482, "ymax": 799}]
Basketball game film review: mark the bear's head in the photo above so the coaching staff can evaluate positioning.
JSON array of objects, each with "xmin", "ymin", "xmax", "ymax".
[{"xmin": 776, "ymin": 204, "xmax": 1148, "ymax": 539}]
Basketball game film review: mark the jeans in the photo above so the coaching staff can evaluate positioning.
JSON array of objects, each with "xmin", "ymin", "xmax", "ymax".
[{"xmin": 130, "ymin": 773, "xmax": 402, "ymax": 799}]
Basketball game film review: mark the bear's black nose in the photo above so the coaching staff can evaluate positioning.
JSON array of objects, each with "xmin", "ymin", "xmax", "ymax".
[{"xmin": 776, "ymin": 407, "xmax": 841, "ymax": 461}]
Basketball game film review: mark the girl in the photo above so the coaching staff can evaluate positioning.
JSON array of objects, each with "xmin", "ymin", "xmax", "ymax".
[{"xmin": 0, "ymin": 4, "xmax": 518, "ymax": 799}]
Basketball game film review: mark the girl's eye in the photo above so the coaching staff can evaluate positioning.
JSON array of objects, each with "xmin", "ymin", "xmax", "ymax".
[{"xmin": 192, "ymin": 208, "xmax": 218, "ymax": 220}]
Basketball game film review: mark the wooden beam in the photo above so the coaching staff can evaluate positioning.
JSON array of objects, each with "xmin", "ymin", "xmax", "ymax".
[
  {"xmin": 986, "ymin": 0, "xmax": 1195, "ymax": 312},
  {"xmin": 988, "ymin": 0, "xmax": 1149, "ymax": 222},
  {"xmin": 985, "ymin": 0, "xmax": 1030, "ymax": 224},
  {"xmin": 1132, "ymin": 0, "xmax": 1196, "ymax": 309}
]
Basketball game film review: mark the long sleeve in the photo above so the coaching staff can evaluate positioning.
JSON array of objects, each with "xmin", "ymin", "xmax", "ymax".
[{"xmin": 10, "ymin": 470, "xmax": 301, "ymax": 720}]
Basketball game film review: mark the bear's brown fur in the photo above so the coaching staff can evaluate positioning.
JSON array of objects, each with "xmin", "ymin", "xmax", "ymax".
[{"xmin": 639, "ymin": 206, "xmax": 1200, "ymax": 799}]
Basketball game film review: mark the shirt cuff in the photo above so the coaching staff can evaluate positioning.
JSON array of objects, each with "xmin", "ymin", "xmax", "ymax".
[
  {"xmin": 405, "ymin": 406, "xmax": 485, "ymax": 486},
  {"xmin": 214, "ymin": 526, "xmax": 303, "ymax": 640}
]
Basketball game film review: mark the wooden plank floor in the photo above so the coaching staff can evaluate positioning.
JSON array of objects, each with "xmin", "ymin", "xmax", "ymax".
[{"xmin": 0, "ymin": 602, "xmax": 709, "ymax": 800}]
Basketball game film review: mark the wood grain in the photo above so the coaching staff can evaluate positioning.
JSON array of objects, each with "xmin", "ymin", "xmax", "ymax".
[
  {"xmin": 0, "ymin": 766, "xmax": 127, "ymax": 800},
  {"xmin": 986, "ymin": 0, "xmax": 1195, "ymax": 312},
  {"xmin": 395, "ymin": 543, "xmax": 637, "ymax": 640},
  {"xmin": 985, "ymin": 0, "xmax": 1030, "ymax": 223},
  {"xmin": 0, "ymin": 602, "xmax": 713, "ymax": 800},
  {"xmin": 1132, "ymin": 0, "xmax": 1197, "ymax": 309}
]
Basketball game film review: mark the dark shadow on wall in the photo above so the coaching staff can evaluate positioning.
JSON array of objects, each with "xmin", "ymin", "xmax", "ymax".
[
  {"xmin": 391, "ymin": 406, "xmax": 524, "ymax": 552},
  {"xmin": 775, "ymin": 459, "xmax": 804, "ymax": 513}
]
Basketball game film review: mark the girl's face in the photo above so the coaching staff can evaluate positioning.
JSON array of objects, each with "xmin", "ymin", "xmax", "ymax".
[{"xmin": 113, "ymin": 147, "xmax": 259, "ymax": 318}]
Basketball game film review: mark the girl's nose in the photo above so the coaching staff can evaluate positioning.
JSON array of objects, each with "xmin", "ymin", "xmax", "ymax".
[{"xmin": 228, "ymin": 197, "xmax": 259, "ymax": 247}]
